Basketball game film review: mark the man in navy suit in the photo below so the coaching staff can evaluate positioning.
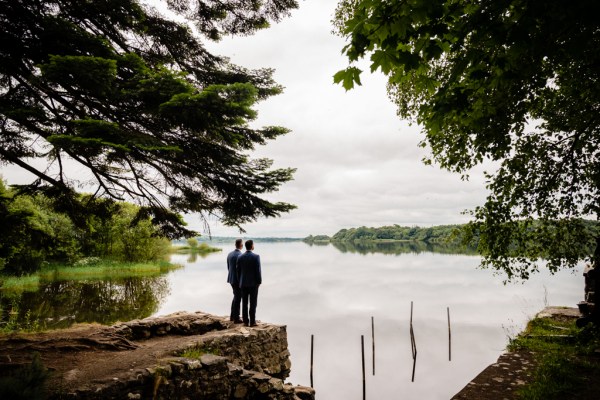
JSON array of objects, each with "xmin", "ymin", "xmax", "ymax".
[
  {"xmin": 237, "ymin": 239, "xmax": 262, "ymax": 327},
  {"xmin": 226, "ymin": 239, "xmax": 243, "ymax": 323}
]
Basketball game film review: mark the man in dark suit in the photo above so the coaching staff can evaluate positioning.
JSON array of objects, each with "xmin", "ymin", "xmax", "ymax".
[
  {"xmin": 226, "ymin": 239, "xmax": 243, "ymax": 323},
  {"xmin": 237, "ymin": 239, "xmax": 262, "ymax": 327}
]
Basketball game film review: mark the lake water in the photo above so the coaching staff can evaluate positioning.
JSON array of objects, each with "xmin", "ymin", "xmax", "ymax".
[
  {"xmin": 1, "ymin": 241, "xmax": 584, "ymax": 399},
  {"xmin": 162, "ymin": 241, "xmax": 583, "ymax": 399}
]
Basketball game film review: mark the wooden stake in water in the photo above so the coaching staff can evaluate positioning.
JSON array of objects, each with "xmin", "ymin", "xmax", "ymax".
[
  {"xmin": 447, "ymin": 307, "xmax": 452, "ymax": 362},
  {"xmin": 361, "ymin": 335, "xmax": 366, "ymax": 400},
  {"xmin": 410, "ymin": 301, "xmax": 417, "ymax": 382},
  {"xmin": 371, "ymin": 316, "xmax": 375, "ymax": 376},
  {"xmin": 310, "ymin": 334, "xmax": 314, "ymax": 388}
]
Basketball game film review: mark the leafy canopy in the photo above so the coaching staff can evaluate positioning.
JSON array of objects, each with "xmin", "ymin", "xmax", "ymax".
[
  {"xmin": 334, "ymin": 0, "xmax": 600, "ymax": 279},
  {"xmin": 0, "ymin": 0, "xmax": 299, "ymax": 238}
]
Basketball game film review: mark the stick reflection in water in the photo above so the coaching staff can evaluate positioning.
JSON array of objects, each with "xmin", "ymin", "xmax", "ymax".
[
  {"xmin": 361, "ymin": 334, "xmax": 366, "ymax": 400},
  {"xmin": 310, "ymin": 334, "xmax": 314, "ymax": 388},
  {"xmin": 410, "ymin": 301, "xmax": 417, "ymax": 382},
  {"xmin": 371, "ymin": 316, "xmax": 375, "ymax": 376},
  {"xmin": 448, "ymin": 307, "xmax": 452, "ymax": 362}
]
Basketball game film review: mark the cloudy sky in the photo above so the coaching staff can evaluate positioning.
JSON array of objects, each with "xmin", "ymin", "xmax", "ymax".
[
  {"xmin": 1, "ymin": 0, "xmax": 492, "ymax": 238},
  {"xmin": 193, "ymin": 0, "xmax": 491, "ymax": 237}
]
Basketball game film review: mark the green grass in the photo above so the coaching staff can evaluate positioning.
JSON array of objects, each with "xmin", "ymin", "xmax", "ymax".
[
  {"xmin": 171, "ymin": 242, "xmax": 221, "ymax": 254},
  {"xmin": 0, "ymin": 260, "xmax": 182, "ymax": 293},
  {"xmin": 40, "ymin": 261, "xmax": 181, "ymax": 280},
  {"xmin": 178, "ymin": 344, "xmax": 221, "ymax": 359},
  {"xmin": 508, "ymin": 317, "xmax": 600, "ymax": 399},
  {"xmin": 0, "ymin": 275, "xmax": 40, "ymax": 293}
]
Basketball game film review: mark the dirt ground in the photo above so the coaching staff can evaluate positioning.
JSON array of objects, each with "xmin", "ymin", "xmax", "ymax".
[{"xmin": 0, "ymin": 315, "xmax": 250, "ymax": 395}]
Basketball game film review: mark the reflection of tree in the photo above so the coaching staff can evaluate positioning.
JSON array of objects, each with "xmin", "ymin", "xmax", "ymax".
[
  {"xmin": 1, "ymin": 277, "xmax": 170, "ymax": 330},
  {"xmin": 330, "ymin": 241, "xmax": 478, "ymax": 256},
  {"xmin": 304, "ymin": 241, "xmax": 330, "ymax": 247},
  {"xmin": 172, "ymin": 246, "xmax": 221, "ymax": 263}
]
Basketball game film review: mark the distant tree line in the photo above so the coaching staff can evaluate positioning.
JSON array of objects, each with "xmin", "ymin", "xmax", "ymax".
[
  {"xmin": 305, "ymin": 224, "xmax": 466, "ymax": 243},
  {"xmin": 0, "ymin": 180, "xmax": 171, "ymax": 275},
  {"xmin": 306, "ymin": 220, "xmax": 600, "ymax": 262}
]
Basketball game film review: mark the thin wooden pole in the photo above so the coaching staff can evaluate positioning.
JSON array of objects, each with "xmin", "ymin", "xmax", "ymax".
[
  {"xmin": 410, "ymin": 301, "xmax": 417, "ymax": 382},
  {"xmin": 361, "ymin": 335, "xmax": 366, "ymax": 400},
  {"xmin": 447, "ymin": 307, "xmax": 452, "ymax": 362},
  {"xmin": 371, "ymin": 316, "xmax": 375, "ymax": 376},
  {"xmin": 310, "ymin": 334, "xmax": 314, "ymax": 387}
]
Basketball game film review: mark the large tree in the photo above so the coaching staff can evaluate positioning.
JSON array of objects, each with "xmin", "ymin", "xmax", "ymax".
[
  {"xmin": 334, "ymin": 0, "xmax": 600, "ymax": 279},
  {"xmin": 0, "ymin": 0, "xmax": 298, "ymax": 238}
]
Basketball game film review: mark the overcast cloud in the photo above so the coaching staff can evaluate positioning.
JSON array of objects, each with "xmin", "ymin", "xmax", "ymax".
[
  {"xmin": 194, "ymin": 0, "xmax": 491, "ymax": 237},
  {"xmin": 1, "ymin": 0, "xmax": 492, "ymax": 238}
]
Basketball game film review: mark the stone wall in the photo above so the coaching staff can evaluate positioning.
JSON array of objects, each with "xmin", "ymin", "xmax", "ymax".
[
  {"xmin": 114, "ymin": 312, "xmax": 293, "ymax": 379},
  {"xmin": 60, "ymin": 353, "xmax": 314, "ymax": 400},
  {"xmin": 102, "ymin": 312, "xmax": 312, "ymax": 399},
  {"xmin": 193, "ymin": 325, "xmax": 292, "ymax": 379},
  {"xmin": 0, "ymin": 311, "xmax": 315, "ymax": 400}
]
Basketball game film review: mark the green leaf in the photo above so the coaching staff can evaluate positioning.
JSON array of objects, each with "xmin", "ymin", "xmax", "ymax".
[{"xmin": 333, "ymin": 67, "xmax": 363, "ymax": 90}]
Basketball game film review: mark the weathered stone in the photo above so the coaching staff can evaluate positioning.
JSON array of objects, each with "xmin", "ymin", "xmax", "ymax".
[
  {"xmin": 270, "ymin": 378, "xmax": 284, "ymax": 391},
  {"xmin": 258, "ymin": 382, "xmax": 271, "ymax": 393},
  {"xmin": 234, "ymin": 384, "xmax": 248, "ymax": 398},
  {"xmin": 283, "ymin": 383, "xmax": 294, "ymax": 394},
  {"xmin": 200, "ymin": 354, "xmax": 227, "ymax": 367},
  {"xmin": 252, "ymin": 372, "xmax": 272, "ymax": 381},
  {"xmin": 185, "ymin": 359, "xmax": 202, "ymax": 370},
  {"xmin": 154, "ymin": 364, "xmax": 172, "ymax": 377},
  {"xmin": 294, "ymin": 386, "xmax": 316, "ymax": 400}
]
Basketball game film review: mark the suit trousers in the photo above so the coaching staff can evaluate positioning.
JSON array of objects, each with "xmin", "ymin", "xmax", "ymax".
[
  {"xmin": 230, "ymin": 284, "xmax": 242, "ymax": 320},
  {"xmin": 241, "ymin": 285, "xmax": 259, "ymax": 325}
]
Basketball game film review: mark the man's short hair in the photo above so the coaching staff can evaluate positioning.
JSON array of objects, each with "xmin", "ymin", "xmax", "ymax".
[
  {"xmin": 235, "ymin": 238, "xmax": 243, "ymax": 248},
  {"xmin": 245, "ymin": 239, "xmax": 253, "ymax": 250}
]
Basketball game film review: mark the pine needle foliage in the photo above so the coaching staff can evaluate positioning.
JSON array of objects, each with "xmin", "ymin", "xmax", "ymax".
[{"xmin": 0, "ymin": 0, "xmax": 299, "ymax": 238}]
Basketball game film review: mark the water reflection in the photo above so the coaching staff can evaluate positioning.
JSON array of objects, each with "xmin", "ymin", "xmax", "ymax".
[
  {"xmin": 328, "ymin": 240, "xmax": 478, "ymax": 255},
  {"xmin": 0, "ymin": 277, "xmax": 170, "ymax": 330},
  {"xmin": 0, "ymin": 241, "xmax": 584, "ymax": 399},
  {"xmin": 158, "ymin": 241, "xmax": 583, "ymax": 400}
]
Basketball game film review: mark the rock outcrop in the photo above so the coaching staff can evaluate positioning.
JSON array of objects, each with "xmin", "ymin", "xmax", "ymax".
[{"xmin": 0, "ymin": 311, "xmax": 315, "ymax": 400}]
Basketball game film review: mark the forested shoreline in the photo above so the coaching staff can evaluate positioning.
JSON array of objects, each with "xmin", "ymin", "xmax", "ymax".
[
  {"xmin": 305, "ymin": 221, "xmax": 600, "ymax": 258},
  {"xmin": 0, "ymin": 179, "xmax": 174, "ymax": 276},
  {"xmin": 305, "ymin": 224, "xmax": 467, "ymax": 244}
]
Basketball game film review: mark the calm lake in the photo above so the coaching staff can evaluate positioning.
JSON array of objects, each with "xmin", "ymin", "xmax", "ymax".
[
  {"xmin": 2, "ymin": 240, "xmax": 584, "ymax": 399},
  {"xmin": 165, "ymin": 241, "xmax": 582, "ymax": 399}
]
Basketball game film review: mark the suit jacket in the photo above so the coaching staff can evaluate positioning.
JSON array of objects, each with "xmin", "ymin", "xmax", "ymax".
[
  {"xmin": 226, "ymin": 249, "xmax": 242, "ymax": 285},
  {"xmin": 237, "ymin": 250, "xmax": 262, "ymax": 287}
]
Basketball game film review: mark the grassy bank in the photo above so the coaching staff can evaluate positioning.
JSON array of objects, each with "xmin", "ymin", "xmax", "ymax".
[
  {"xmin": 508, "ymin": 314, "xmax": 600, "ymax": 399},
  {"xmin": 0, "ymin": 259, "xmax": 182, "ymax": 293},
  {"xmin": 170, "ymin": 242, "xmax": 221, "ymax": 255}
]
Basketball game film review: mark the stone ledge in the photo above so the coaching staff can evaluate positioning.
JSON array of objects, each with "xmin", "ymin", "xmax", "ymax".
[
  {"xmin": 0, "ymin": 311, "xmax": 314, "ymax": 400},
  {"xmin": 64, "ymin": 353, "xmax": 315, "ymax": 400}
]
